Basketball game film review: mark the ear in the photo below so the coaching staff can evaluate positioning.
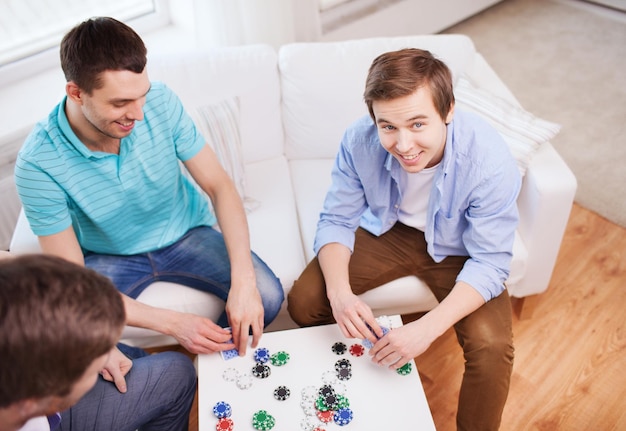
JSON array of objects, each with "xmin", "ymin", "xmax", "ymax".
[
  {"xmin": 66, "ymin": 82, "xmax": 83, "ymax": 105},
  {"xmin": 445, "ymin": 101, "xmax": 455, "ymax": 124}
]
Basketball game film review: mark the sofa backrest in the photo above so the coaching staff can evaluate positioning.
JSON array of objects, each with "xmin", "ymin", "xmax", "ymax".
[
  {"xmin": 148, "ymin": 44, "xmax": 284, "ymax": 165},
  {"xmin": 278, "ymin": 34, "xmax": 477, "ymax": 160}
]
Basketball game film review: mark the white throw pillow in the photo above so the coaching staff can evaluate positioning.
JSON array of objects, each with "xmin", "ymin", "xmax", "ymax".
[
  {"xmin": 454, "ymin": 76, "xmax": 561, "ymax": 176},
  {"xmin": 185, "ymin": 97, "xmax": 259, "ymax": 213}
]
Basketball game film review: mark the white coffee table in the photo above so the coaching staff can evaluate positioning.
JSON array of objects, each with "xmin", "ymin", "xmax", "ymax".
[{"xmin": 197, "ymin": 315, "xmax": 436, "ymax": 430}]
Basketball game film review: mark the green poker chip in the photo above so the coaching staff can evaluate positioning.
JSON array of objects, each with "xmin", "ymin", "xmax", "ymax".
[
  {"xmin": 396, "ymin": 362, "xmax": 413, "ymax": 376},
  {"xmin": 252, "ymin": 410, "xmax": 276, "ymax": 430},
  {"xmin": 269, "ymin": 351, "xmax": 290, "ymax": 366}
]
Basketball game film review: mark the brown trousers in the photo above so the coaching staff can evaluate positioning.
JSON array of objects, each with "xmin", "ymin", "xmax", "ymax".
[{"xmin": 287, "ymin": 222, "xmax": 514, "ymax": 431}]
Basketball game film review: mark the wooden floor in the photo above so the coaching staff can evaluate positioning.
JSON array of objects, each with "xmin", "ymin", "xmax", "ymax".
[{"xmin": 180, "ymin": 203, "xmax": 626, "ymax": 430}]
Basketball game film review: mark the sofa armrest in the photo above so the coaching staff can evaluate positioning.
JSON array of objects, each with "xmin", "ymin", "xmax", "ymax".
[
  {"xmin": 511, "ymin": 142, "xmax": 577, "ymax": 297},
  {"xmin": 9, "ymin": 209, "xmax": 41, "ymax": 254}
]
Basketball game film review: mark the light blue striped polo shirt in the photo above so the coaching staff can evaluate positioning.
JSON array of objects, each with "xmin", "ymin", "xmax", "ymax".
[{"xmin": 15, "ymin": 81, "xmax": 216, "ymax": 255}]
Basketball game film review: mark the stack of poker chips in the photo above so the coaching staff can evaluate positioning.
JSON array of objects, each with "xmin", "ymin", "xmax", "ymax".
[
  {"xmin": 212, "ymin": 401, "xmax": 234, "ymax": 430},
  {"xmin": 300, "ymin": 384, "xmax": 354, "ymax": 429}
]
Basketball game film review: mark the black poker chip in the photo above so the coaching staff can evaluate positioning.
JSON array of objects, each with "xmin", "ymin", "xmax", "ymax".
[
  {"xmin": 331, "ymin": 341, "xmax": 347, "ymax": 355},
  {"xmin": 273, "ymin": 385, "xmax": 290, "ymax": 401},
  {"xmin": 318, "ymin": 384, "xmax": 335, "ymax": 398},
  {"xmin": 251, "ymin": 363, "xmax": 271, "ymax": 379},
  {"xmin": 336, "ymin": 367, "xmax": 352, "ymax": 381},
  {"xmin": 335, "ymin": 358, "xmax": 351, "ymax": 371}
]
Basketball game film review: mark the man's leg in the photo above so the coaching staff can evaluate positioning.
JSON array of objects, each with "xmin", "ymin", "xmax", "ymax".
[
  {"xmin": 85, "ymin": 226, "xmax": 284, "ymax": 327},
  {"xmin": 59, "ymin": 348, "xmax": 196, "ymax": 431},
  {"xmin": 417, "ymin": 242, "xmax": 514, "ymax": 431},
  {"xmin": 288, "ymin": 224, "xmax": 419, "ymax": 326}
]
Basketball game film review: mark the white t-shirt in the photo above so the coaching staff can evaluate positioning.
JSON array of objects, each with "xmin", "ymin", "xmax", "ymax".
[
  {"xmin": 397, "ymin": 163, "xmax": 439, "ymax": 232},
  {"xmin": 18, "ymin": 416, "xmax": 50, "ymax": 431}
]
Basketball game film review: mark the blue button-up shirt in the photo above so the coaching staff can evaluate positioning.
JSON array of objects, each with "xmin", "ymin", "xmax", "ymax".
[{"xmin": 314, "ymin": 109, "xmax": 522, "ymax": 301}]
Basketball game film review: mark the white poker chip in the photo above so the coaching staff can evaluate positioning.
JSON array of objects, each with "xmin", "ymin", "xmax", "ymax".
[
  {"xmin": 222, "ymin": 367, "xmax": 239, "ymax": 382},
  {"xmin": 236, "ymin": 372, "xmax": 253, "ymax": 389},
  {"xmin": 321, "ymin": 370, "xmax": 338, "ymax": 385},
  {"xmin": 300, "ymin": 386, "xmax": 318, "ymax": 400},
  {"xmin": 300, "ymin": 415, "xmax": 321, "ymax": 430},
  {"xmin": 333, "ymin": 381, "xmax": 347, "ymax": 395}
]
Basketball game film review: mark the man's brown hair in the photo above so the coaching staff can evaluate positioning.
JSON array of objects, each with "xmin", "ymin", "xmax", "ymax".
[
  {"xmin": 60, "ymin": 16, "xmax": 147, "ymax": 94},
  {"xmin": 0, "ymin": 255, "xmax": 125, "ymax": 407},
  {"xmin": 363, "ymin": 48, "xmax": 455, "ymax": 122}
]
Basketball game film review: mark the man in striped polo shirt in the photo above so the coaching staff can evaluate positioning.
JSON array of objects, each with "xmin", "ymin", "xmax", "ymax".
[{"xmin": 15, "ymin": 18, "xmax": 283, "ymax": 370}]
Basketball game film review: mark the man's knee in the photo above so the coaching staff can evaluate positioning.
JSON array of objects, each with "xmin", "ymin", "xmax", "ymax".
[{"xmin": 287, "ymin": 284, "xmax": 334, "ymax": 327}]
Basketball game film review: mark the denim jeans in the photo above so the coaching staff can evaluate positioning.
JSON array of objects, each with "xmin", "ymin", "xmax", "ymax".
[
  {"xmin": 85, "ymin": 226, "xmax": 284, "ymax": 327},
  {"xmin": 59, "ymin": 344, "xmax": 196, "ymax": 431}
]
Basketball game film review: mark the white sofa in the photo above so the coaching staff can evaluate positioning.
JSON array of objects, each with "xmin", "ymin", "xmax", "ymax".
[{"xmin": 9, "ymin": 34, "xmax": 577, "ymax": 347}]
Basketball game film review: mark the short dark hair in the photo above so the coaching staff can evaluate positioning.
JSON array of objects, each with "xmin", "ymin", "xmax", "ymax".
[
  {"xmin": 363, "ymin": 48, "xmax": 455, "ymax": 122},
  {"xmin": 0, "ymin": 254, "xmax": 125, "ymax": 407},
  {"xmin": 60, "ymin": 16, "xmax": 147, "ymax": 94}
]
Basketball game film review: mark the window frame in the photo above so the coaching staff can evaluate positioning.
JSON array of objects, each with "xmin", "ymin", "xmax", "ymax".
[{"xmin": 0, "ymin": 0, "xmax": 171, "ymax": 87}]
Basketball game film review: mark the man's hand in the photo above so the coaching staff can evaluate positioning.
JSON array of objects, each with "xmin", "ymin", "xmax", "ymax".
[
  {"xmin": 329, "ymin": 290, "xmax": 383, "ymax": 344},
  {"xmin": 225, "ymin": 283, "xmax": 264, "ymax": 356},
  {"xmin": 368, "ymin": 318, "xmax": 436, "ymax": 369},
  {"xmin": 100, "ymin": 346, "xmax": 133, "ymax": 393},
  {"xmin": 169, "ymin": 312, "xmax": 235, "ymax": 354}
]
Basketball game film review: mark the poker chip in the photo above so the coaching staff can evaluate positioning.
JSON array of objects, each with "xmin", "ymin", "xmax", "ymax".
[
  {"xmin": 316, "ymin": 393, "xmax": 339, "ymax": 411},
  {"xmin": 396, "ymin": 362, "xmax": 413, "ymax": 376},
  {"xmin": 269, "ymin": 351, "xmax": 290, "ymax": 366},
  {"xmin": 336, "ymin": 367, "xmax": 352, "ymax": 381},
  {"xmin": 333, "ymin": 382, "xmax": 347, "ymax": 396},
  {"xmin": 316, "ymin": 409, "xmax": 334, "ymax": 423},
  {"xmin": 336, "ymin": 394, "xmax": 350, "ymax": 409},
  {"xmin": 212, "ymin": 401, "xmax": 232, "ymax": 419},
  {"xmin": 236, "ymin": 373, "xmax": 253, "ymax": 389},
  {"xmin": 301, "ymin": 385, "xmax": 318, "ymax": 400},
  {"xmin": 312, "ymin": 428, "xmax": 327, "ymax": 431},
  {"xmin": 349, "ymin": 343, "xmax": 365, "ymax": 357},
  {"xmin": 318, "ymin": 385, "xmax": 335, "ymax": 398},
  {"xmin": 273, "ymin": 385, "xmax": 290, "ymax": 401},
  {"xmin": 222, "ymin": 368, "xmax": 238, "ymax": 382},
  {"xmin": 321, "ymin": 370, "xmax": 338, "ymax": 384},
  {"xmin": 254, "ymin": 347, "xmax": 271, "ymax": 363},
  {"xmin": 251, "ymin": 363, "xmax": 271, "ymax": 379},
  {"xmin": 333, "ymin": 407, "xmax": 354, "ymax": 426},
  {"xmin": 334, "ymin": 358, "xmax": 351, "ymax": 371},
  {"xmin": 216, "ymin": 417, "xmax": 234, "ymax": 431},
  {"xmin": 301, "ymin": 416, "xmax": 320, "ymax": 431},
  {"xmin": 252, "ymin": 410, "xmax": 276, "ymax": 430},
  {"xmin": 331, "ymin": 341, "xmax": 347, "ymax": 355}
]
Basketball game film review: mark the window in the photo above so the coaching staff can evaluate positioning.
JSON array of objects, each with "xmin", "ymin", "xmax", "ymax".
[
  {"xmin": 319, "ymin": 0, "xmax": 403, "ymax": 33},
  {"xmin": 0, "ymin": 0, "xmax": 169, "ymax": 84}
]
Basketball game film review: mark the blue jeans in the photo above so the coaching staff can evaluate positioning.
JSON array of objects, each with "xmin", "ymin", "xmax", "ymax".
[
  {"xmin": 85, "ymin": 226, "xmax": 284, "ymax": 327},
  {"xmin": 59, "ymin": 344, "xmax": 196, "ymax": 431}
]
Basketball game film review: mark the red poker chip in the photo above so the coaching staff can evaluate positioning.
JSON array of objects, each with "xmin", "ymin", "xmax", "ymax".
[
  {"xmin": 316, "ymin": 409, "xmax": 334, "ymax": 423},
  {"xmin": 349, "ymin": 344, "xmax": 364, "ymax": 357},
  {"xmin": 216, "ymin": 417, "xmax": 234, "ymax": 431}
]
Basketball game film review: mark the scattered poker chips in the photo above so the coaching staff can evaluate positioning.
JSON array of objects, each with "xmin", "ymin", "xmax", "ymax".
[
  {"xmin": 396, "ymin": 361, "xmax": 413, "ymax": 376},
  {"xmin": 251, "ymin": 363, "xmax": 271, "ymax": 379},
  {"xmin": 254, "ymin": 347, "xmax": 271, "ymax": 363},
  {"xmin": 212, "ymin": 401, "xmax": 232, "ymax": 419},
  {"xmin": 349, "ymin": 343, "xmax": 364, "ymax": 357},
  {"xmin": 252, "ymin": 409, "xmax": 276, "ymax": 430},
  {"xmin": 269, "ymin": 350, "xmax": 290, "ymax": 366},
  {"xmin": 273, "ymin": 385, "xmax": 290, "ymax": 401},
  {"xmin": 331, "ymin": 341, "xmax": 347, "ymax": 355}
]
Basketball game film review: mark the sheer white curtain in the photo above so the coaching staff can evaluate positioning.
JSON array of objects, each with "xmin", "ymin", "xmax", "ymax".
[{"xmin": 193, "ymin": 0, "xmax": 301, "ymax": 48}]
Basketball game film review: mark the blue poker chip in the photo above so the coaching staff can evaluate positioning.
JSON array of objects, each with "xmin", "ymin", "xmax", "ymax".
[
  {"xmin": 254, "ymin": 347, "xmax": 271, "ymax": 363},
  {"xmin": 334, "ymin": 407, "xmax": 354, "ymax": 426},
  {"xmin": 212, "ymin": 401, "xmax": 232, "ymax": 419}
]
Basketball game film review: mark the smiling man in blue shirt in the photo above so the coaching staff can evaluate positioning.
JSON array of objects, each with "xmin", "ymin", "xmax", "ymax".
[{"xmin": 288, "ymin": 48, "xmax": 521, "ymax": 430}]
